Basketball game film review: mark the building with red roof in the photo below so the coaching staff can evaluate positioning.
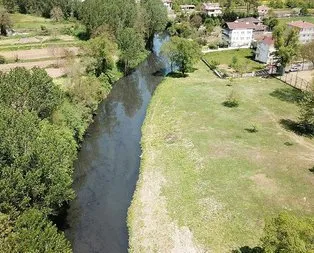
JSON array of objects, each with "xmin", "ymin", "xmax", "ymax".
[{"xmin": 288, "ymin": 21, "xmax": 314, "ymax": 44}]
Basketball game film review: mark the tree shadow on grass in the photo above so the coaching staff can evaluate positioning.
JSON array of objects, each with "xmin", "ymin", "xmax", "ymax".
[
  {"xmin": 166, "ymin": 72, "xmax": 188, "ymax": 78},
  {"xmin": 232, "ymin": 246, "xmax": 264, "ymax": 253},
  {"xmin": 309, "ymin": 166, "xmax": 314, "ymax": 174},
  {"xmin": 270, "ymin": 88, "xmax": 305, "ymax": 104},
  {"xmin": 279, "ymin": 119, "xmax": 314, "ymax": 137}
]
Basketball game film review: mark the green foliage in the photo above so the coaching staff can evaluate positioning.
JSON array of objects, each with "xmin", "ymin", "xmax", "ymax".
[
  {"xmin": 262, "ymin": 212, "xmax": 314, "ymax": 253},
  {"xmin": 117, "ymin": 28, "xmax": 147, "ymax": 72},
  {"xmin": 162, "ymin": 36, "xmax": 201, "ymax": 74},
  {"xmin": 1, "ymin": 209, "xmax": 71, "ymax": 253},
  {"xmin": 140, "ymin": 0, "xmax": 168, "ymax": 39},
  {"xmin": 298, "ymin": 91, "xmax": 314, "ymax": 132},
  {"xmin": 0, "ymin": 67, "xmax": 63, "ymax": 119},
  {"xmin": 0, "ymin": 55, "xmax": 6, "ymax": 64},
  {"xmin": 273, "ymin": 24, "xmax": 300, "ymax": 69},
  {"xmin": 263, "ymin": 17, "xmax": 279, "ymax": 30},
  {"xmin": 223, "ymin": 90, "xmax": 239, "ymax": 107},
  {"xmin": 0, "ymin": 106, "xmax": 76, "ymax": 215},
  {"xmin": 2, "ymin": 0, "xmax": 76, "ymax": 18},
  {"xmin": 300, "ymin": 41, "xmax": 314, "ymax": 65},
  {"xmin": 0, "ymin": 8, "xmax": 12, "ymax": 36},
  {"xmin": 84, "ymin": 32, "xmax": 118, "ymax": 76}
]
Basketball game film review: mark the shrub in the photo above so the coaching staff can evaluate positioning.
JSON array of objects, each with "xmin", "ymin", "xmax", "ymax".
[
  {"xmin": 208, "ymin": 43, "xmax": 218, "ymax": 49},
  {"xmin": 0, "ymin": 55, "xmax": 6, "ymax": 64},
  {"xmin": 223, "ymin": 90, "xmax": 239, "ymax": 107}
]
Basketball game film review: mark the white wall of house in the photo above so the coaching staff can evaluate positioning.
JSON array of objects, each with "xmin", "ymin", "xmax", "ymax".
[
  {"xmin": 298, "ymin": 27, "xmax": 314, "ymax": 44},
  {"xmin": 227, "ymin": 29, "xmax": 253, "ymax": 48},
  {"xmin": 205, "ymin": 8, "xmax": 222, "ymax": 17},
  {"xmin": 255, "ymin": 43, "xmax": 275, "ymax": 64}
]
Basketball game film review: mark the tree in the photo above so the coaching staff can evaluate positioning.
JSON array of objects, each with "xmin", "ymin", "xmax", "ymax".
[
  {"xmin": 273, "ymin": 24, "xmax": 300, "ymax": 73},
  {"xmin": 50, "ymin": 6, "xmax": 64, "ymax": 22},
  {"xmin": 117, "ymin": 28, "xmax": 147, "ymax": 73},
  {"xmin": 2, "ymin": 209, "xmax": 71, "ymax": 253},
  {"xmin": 0, "ymin": 106, "xmax": 76, "ymax": 215},
  {"xmin": 0, "ymin": 67, "xmax": 63, "ymax": 119},
  {"xmin": 0, "ymin": 8, "xmax": 12, "ymax": 36},
  {"xmin": 300, "ymin": 41, "xmax": 314, "ymax": 66},
  {"xmin": 244, "ymin": 0, "xmax": 259, "ymax": 14},
  {"xmin": 140, "ymin": 0, "xmax": 168, "ymax": 41},
  {"xmin": 261, "ymin": 212, "xmax": 314, "ymax": 253},
  {"xmin": 84, "ymin": 32, "xmax": 118, "ymax": 77},
  {"xmin": 162, "ymin": 36, "xmax": 201, "ymax": 75}
]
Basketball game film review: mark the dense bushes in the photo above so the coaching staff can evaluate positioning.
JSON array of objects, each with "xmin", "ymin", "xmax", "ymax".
[{"xmin": 0, "ymin": 65, "xmax": 114, "ymax": 251}]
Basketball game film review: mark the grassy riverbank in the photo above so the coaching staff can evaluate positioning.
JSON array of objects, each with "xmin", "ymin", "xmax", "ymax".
[{"xmin": 128, "ymin": 62, "xmax": 314, "ymax": 252}]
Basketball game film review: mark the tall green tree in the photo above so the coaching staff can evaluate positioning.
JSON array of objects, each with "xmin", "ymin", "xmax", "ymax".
[
  {"xmin": 162, "ymin": 36, "xmax": 201, "ymax": 75},
  {"xmin": 84, "ymin": 32, "xmax": 118, "ymax": 76},
  {"xmin": 0, "ymin": 8, "xmax": 12, "ymax": 36},
  {"xmin": 117, "ymin": 27, "xmax": 147, "ymax": 73},
  {"xmin": 273, "ymin": 24, "xmax": 300, "ymax": 73},
  {"xmin": 0, "ymin": 67, "xmax": 63, "ymax": 119}
]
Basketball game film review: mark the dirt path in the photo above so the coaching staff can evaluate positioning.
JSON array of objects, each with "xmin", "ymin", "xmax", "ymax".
[
  {"xmin": 0, "ymin": 47, "xmax": 79, "ymax": 61},
  {"xmin": 0, "ymin": 35, "xmax": 75, "ymax": 46},
  {"xmin": 0, "ymin": 59, "xmax": 66, "ymax": 78}
]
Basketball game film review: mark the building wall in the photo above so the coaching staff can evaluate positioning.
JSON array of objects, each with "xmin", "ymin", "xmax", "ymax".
[
  {"xmin": 298, "ymin": 27, "xmax": 314, "ymax": 44},
  {"xmin": 229, "ymin": 29, "xmax": 253, "ymax": 47},
  {"xmin": 255, "ymin": 43, "xmax": 275, "ymax": 63}
]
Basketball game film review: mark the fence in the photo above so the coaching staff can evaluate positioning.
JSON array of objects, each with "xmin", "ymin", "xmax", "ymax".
[{"xmin": 276, "ymin": 72, "xmax": 311, "ymax": 91}]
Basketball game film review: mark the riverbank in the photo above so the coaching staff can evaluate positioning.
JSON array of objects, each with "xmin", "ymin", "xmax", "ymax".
[{"xmin": 128, "ymin": 61, "xmax": 314, "ymax": 252}]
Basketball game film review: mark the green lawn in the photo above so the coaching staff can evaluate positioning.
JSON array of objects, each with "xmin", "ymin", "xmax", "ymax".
[
  {"xmin": 204, "ymin": 49, "xmax": 265, "ymax": 73},
  {"xmin": 278, "ymin": 16, "xmax": 314, "ymax": 25},
  {"xmin": 129, "ymin": 62, "xmax": 314, "ymax": 252},
  {"xmin": 10, "ymin": 13, "xmax": 74, "ymax": 31}
]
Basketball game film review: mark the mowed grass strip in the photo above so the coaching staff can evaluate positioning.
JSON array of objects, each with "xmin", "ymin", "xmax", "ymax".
[
  {"xmin": 129, "ymin": 62, "xmax": 314, "ymax": 252},
  {"xmin": 204, "ymin": 49, "xmax": 264, "ymax": 72}
]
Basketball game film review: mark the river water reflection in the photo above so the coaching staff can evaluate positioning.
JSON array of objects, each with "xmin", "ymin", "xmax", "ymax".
[{"xmin": 65, "ymin": 34, "xmax": 170, "ymax": 253}]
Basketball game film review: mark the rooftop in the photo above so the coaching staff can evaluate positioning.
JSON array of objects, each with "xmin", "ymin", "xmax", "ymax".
[
  {"xmin": 288, "ymin": 20, "xmax": 314, "ymax": 29},
  {"xmin": 225, "ymin": 21, "xmax": 255, "ymax": 30}
]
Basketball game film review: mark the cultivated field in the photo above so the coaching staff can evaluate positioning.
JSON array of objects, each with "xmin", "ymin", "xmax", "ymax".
[
  {"xmin": 129, "ymin": 62, "xmax": 314, "ymax": 252},
  {"xmin": 0, "ymin": 13, "xmax": 83, "ymax": 78}
]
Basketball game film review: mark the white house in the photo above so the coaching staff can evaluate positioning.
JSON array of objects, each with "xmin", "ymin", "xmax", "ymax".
[
  {"xmin": 223, "ymin": 21, "xmax": 254, "ymax": 48},
  {"xmin": 180, "ymin": 4, "xmax": 195, "ymax": 13},
  {"xmin": 255, "ymin": 36, "xmax": 275, "ymax": 64},
  {"xmin": 288, "ymin": 21, "xmax": 314, "ymax": 44},
  {"xmin": 201, "ymin": 2, "xmax": 222, "ymax": 17},
  {"xmin": 162, "ymin": 0, "xmax": 172, "ymax": 10},
  {"xmin": 257, "ymin": 5, "xmax": 270, "ymax": 17}
]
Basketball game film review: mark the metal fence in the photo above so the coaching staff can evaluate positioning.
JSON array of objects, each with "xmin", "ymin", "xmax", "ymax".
[{"xmin": 276, "ymin": 72, "xmax": 311, "ymax": 91}]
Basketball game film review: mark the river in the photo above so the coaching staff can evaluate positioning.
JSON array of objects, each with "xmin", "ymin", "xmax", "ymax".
[{"xmin": 65, "ymin": 33, "xmax": 170, "ymax": 253}]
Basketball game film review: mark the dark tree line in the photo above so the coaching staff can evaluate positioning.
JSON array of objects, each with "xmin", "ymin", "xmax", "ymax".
[{"xmin": 2, "ymin": 0, "xmax": 79, "ymax": 18}]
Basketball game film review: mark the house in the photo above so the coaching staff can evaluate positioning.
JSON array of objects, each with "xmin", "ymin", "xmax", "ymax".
[
  {"xmin": 255, "ymin": 36, "xmax": 276, "ymax": 64},
  {"xmin": 258, "ymin": 5, "xmax": 270, "ymax": 17},
  {"xmin": 180, "ymin": 4, "xmax": 195, "ymax": 13},
  {"xmin": 288, "ymin": 21, "xmax": 314, "ymax": 44},
  {"xmin": 162, "ymin": 0, "xmax": 172, "ymax": 10},
  {"xmin": 201, "ymin": 2, "xmax": 222, "ymax": 17},
  {"xmin": 222, "ymin": 21, "xmax": 254, "ymax": 48},
  {"xmin": 236, "ymin": 17, "xmax": 267, "ymax": 33}
]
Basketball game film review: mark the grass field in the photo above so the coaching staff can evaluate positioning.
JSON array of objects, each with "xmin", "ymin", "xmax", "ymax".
[
  {"xmin": 278, "ymin": 16, "xmax": 314, "ymax": 25},
  {"xmin": 128, "ymin": 62, "xmax": 314, "ymax": 252},
  {"xmin": 204, "ymin": 49, "xmax": 264, "ymax": 72},
  {"xmin": 10, "ymin": 13, "xmax": 74, "ymax": 31}
]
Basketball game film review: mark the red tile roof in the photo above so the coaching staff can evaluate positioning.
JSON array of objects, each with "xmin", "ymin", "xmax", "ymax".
[
  {"xmin": 261, "ymin": 36, "xmax": 274, "ymax": 46},
  {"xmin": 288, "ymin": 21, "xmax": 314, "ymax": 29}
]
